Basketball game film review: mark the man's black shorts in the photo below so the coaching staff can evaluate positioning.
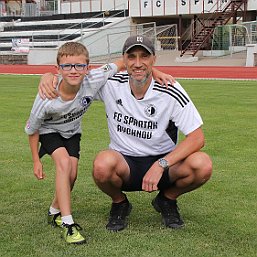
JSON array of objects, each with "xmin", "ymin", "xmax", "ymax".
[
  {"xmin": 121, "ymin": 154, "xmax": 174, "ymax": 192},
  {"xmin": 39, "ymin": 133, "xmax": 81, "ymax": 159}
]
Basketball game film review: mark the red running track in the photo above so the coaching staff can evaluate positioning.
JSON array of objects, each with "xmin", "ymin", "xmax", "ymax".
[{"xmin": 0, "ymin": 64, "xmax": 257, "ymax": 79}]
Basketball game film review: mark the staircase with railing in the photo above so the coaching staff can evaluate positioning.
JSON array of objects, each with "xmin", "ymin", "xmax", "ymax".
[{"xmin": 180, "ymin": 0, "xmax": 248, "ymax": 57}]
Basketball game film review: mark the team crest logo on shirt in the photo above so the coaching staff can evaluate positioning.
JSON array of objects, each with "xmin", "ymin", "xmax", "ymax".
[
  {"xmin": 80, "ymin": 96, "xmax": 93, "ymax": 107},
  {"xmin": 102, "ymin": 64, "xmax": 112, "ymax": 72},
  {"xmin": 144, "ymin": 104, "xmax": 157, "ymax": 117}
]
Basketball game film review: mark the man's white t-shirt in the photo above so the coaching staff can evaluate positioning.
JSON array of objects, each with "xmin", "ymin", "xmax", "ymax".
[{"xmin": 97, "ymin": 72, "xmax": 203, "ymax": 157}]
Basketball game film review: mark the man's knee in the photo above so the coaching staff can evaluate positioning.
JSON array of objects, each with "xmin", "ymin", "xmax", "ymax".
[
  {"xmin": 92, "ymin": 151, "xmax": 115, "ymax": 182},
  {"xmin": 191, "ymin": 152, "xmax": 212, "ymax": 182}
]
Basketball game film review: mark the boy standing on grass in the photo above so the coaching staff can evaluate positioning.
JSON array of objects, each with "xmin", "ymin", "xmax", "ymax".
[{"xmin": 24, "ymin": 42, "xmax": 122, "ymax": 244}]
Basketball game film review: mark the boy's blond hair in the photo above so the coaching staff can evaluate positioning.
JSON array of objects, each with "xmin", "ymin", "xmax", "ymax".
[{"xmin": 57, "ymin": 42, "xmax": 89, "ymax": 65}]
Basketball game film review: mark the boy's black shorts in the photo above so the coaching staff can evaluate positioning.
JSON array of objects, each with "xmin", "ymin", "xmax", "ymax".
[
  {"xmin": 39, "ymin": 133, "xmax": 81, "ymax": 159},
  {"xmin": 121, "ymin": 153, "xmax": 174, "ymax": 192}
]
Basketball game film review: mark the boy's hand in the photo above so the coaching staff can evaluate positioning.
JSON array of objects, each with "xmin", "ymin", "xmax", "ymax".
[
  {"xmin": 38, "ymin": 73, "xmax": 59, "ymax": 100},
  {"xmin": 152, "ymin": 68, "xmax": 176, "ymax": 88},
  {"xmin": 33, "ymin": 161, "xmax": 45, "ymax": 180}
]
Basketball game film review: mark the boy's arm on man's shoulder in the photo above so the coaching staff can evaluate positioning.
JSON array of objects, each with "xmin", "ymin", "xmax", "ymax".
[
  {"xmin": 98, "ymin": 58, "xmax": 176, "ymax": 86},
  {"xmin": 96, "ymin": 58, "xmax": 124, "ymax": 76},
  {"xmin": 85, "ymin": 60, "xmax": 124, "ymax": 97},
  {"xmin": 113, "ymin": 58, "xmax": 125, "ymax": 72},
  {"xmin": 94, "ymin": 61, "xmax": 121, "ymax": 81},
  {"xmin": 38, "ymin": 59, "xmax": 124, "ymax": 100},
  {"xmin": 98, "ymin": 58, "xmax": 124, "ymax": 75},
  {"xmin": 152, "ymin": 67, "xmax": 176, "ymax": 87}
]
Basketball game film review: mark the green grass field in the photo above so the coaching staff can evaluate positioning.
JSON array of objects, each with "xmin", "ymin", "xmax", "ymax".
[{"xmin": 0, "ymin": 75, "xmax": 256, "ymax": 257}]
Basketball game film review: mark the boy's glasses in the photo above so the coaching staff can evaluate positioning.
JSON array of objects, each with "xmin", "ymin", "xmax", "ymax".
[{"xmin": 59, "ymin": 63, "xmax": 88, "ymax": 71}]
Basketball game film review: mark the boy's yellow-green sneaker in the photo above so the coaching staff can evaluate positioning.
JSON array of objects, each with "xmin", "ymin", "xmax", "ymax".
[
  {"xmin": 62, "ymin": 223, "xmax": 86, "ymax": 244},
  {"xmin": 47, "ymin": 212, "xmax": 62, "ymax": 227}
]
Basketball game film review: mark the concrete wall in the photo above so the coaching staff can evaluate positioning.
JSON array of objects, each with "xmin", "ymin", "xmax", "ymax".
[
  {"xmin": 60, "ymin": 0, "xmax": 128, "ymax": 14},
  {"xmin": 246, "ymin": 43, "xmax": 257, "ymax": 66},
  {"xmin": 129, "ymin": 0, "xmax": 257, "ymax": 17},
  {"xmin": 58, "ymin": 0, "xmax": 257, "ymax": 16},
  {"xmin": 28, "ymin": 48, "xmax": 57, "ymax": 65}
]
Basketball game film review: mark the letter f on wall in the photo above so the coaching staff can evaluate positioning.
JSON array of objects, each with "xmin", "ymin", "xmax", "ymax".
[{"xmin": 144, "ymin": 1, "xmax": 148, "ymax": 8}]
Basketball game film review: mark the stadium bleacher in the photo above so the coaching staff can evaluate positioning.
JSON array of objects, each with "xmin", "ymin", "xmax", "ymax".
[
  {"xmin": 0, "ymin": 10, "xmax": 129, "ymax": 64},
  {"xmin": 0, "ymin": 18, "xmax": 124, "ymax": 51}
]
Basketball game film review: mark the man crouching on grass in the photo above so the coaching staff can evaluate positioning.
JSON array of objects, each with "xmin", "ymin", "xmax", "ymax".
[{"xmin": 92, "ymin": 36, "xmax": 213, "ymax": 231}]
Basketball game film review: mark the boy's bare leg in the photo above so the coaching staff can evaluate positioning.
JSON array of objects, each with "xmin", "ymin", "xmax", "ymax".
[
  {"xmin": 50, "ymin": 193, "xmax": 59, "ymax": 209},
  {"xmin": 50, "ymin": 156, "xmax": 78, "ymax": 210},
  {"xmin": 50, "ymin": 156, "xmax": 78, "ymax": 207},
  {"xmin": 70, "ymin": 157, "xmax": 78, "ymax": 190},
  {"xmin": 51, "ymin": 148, "xmax": 73, "ymax": 217}
]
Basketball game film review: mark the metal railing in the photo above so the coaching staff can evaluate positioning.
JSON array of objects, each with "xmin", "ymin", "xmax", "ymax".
[
  {"xmin": 29, "ymin": 8, "xmax": 127, "ymax": 48},
  {"xmin": 180, "ymin": 0, "xmax": 247, "ymax": 55},
  {"xmin": 57, "ymin": 9, "xmax": 127, "ymax": 43},
  {"xmin": 86, "ymin": 22, "xmax": 178, "ymax": 63}
]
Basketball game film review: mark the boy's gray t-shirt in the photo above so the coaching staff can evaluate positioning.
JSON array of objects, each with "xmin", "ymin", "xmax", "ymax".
[{"xmin": 25, "ymin": 64, "xmax": 117, "ymax": 138}]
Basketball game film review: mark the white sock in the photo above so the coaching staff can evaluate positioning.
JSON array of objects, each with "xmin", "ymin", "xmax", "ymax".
[
  {"xmin": 49, "ymin": 206, "xmax": 60, "ymax": 215},
  {"xmin": 61, "ymin": 215, "xmax": 74, "ymax": 225}
]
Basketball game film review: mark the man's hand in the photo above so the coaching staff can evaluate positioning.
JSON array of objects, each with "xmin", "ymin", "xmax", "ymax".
[
  {"xmin": 33, "ymin": 160, "xmax": 45, "ymax": 180},
  {"xmin": 38, "ymin": 73, "xmax": 59, "ymax": 100},
  {"xmin": 142, "ymin": 162, "xmax": 164, "ymax": 192},
  {"xmin": 152, "ymin": 68, "xmax": 176, "ymax": 88}
]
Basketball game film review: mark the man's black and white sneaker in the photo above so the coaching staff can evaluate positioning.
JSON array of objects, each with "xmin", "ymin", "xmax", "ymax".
[
  {"xmin": 152, "ymin": 192, "xmax": 184, "ymax": 229},
  {"xmin": 106, "ymin": 197, "xmax": 132, "ymax": 232}
]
